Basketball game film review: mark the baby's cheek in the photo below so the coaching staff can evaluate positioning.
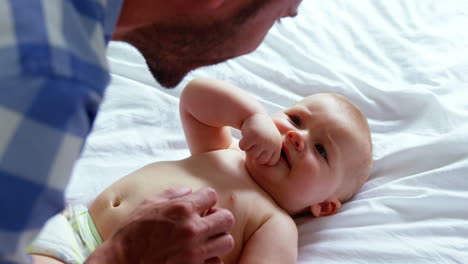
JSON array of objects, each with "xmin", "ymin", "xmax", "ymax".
[{"xmin": 301, "ymin": 155, "xmax": 319, "ymax": 171}]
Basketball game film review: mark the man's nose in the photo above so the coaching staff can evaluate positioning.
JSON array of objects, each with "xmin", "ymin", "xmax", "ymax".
[{"xmin": 286, "ymin": 131, "xmax": 304, "ymax": 151}]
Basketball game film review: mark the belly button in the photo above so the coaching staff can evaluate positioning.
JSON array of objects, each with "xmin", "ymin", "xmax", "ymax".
[{"xmin": 112, "ymin": 196, "xmax": 121, "ymax": 208}]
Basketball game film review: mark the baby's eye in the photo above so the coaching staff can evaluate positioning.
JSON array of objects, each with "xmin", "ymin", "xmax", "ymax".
[
  {"xmin": 289, "ymin": 115, "xmax": 301, "ymax": 127},
  {"xmin": 315, "ymin": 144, "xmax": 327, "ymax": 160}
]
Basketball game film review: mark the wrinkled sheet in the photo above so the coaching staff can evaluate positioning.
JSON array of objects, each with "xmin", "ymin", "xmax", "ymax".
[{"xmin": 67, "ymin": 0, "xmax": 468, "ymax": 263}]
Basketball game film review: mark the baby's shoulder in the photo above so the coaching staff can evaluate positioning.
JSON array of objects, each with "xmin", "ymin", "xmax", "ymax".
[
  {"xmin": 186, "ymin": 149, "xmax": 250, "ymax": 182},
  {"xmin": 187, "ymin": 148, "xmax": 244, "ymax": 167},
  {"xmin": 237, "ymin": 193, "xmax": 297, "ymax": 261},
  {"xmin": 231, "ymin": 189, "xmax": 292, "ymax": 236}
]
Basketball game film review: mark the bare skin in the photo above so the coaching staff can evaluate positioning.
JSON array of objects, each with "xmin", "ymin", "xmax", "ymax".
[
  {"xmin": 89, "ymin": 149, "xmax": 296, "ymax": 264},
  {"xmin": 31, "ymin": 78, "xmax": 371, "ymax": 264},
  {"xmin": 113, "ymin": 0, "xmax": 303, "ymax": 87},
  {"xmin": 87, "ymin": 79, "xmax": 371, "ymax": 263}
]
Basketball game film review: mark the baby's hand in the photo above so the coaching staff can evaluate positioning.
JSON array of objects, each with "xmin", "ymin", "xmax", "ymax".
[{"xmin": 239, "ymin": 113, "xmax": 281, "ymax": 166}]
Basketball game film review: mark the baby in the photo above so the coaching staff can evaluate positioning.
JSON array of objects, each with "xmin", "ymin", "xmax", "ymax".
[{"xmin": 29, "ymin": 78, "xmax": 372, "ymax": 264}]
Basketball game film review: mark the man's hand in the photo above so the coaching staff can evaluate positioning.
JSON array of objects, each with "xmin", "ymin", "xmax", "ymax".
[
  {"xmin": 85, "ymin": 187, "xmax": 235, "ymax": 264},
  {"xmin": 239, "ymin": 113, "xmax": 282, "ymax": 166}
]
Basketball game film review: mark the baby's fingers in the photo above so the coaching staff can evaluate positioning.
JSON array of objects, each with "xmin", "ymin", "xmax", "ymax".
[
  {"xmin": 239, "ymin": 137, "xmax": 253, "ymax": 151},
  {"xmin": 245, "ymin": 147, "xmax": 263, "ymax": 161},
  {"xmin": 266, "ymin": 148, "xmax": 281, "ymax": 166},
  {"xmin": 256, "ymin": 151, "xmax": 271, "ymax": 165}
]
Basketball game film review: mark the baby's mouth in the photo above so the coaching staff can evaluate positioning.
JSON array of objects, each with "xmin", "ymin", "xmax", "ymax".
[{"xmin": 280, "ymin": 146, "xmax": 291, "ymax": 169}]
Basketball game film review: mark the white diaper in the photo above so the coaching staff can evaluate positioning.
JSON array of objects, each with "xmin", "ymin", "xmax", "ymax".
[{"xmin": 27, "ymin": 204, "xmax": 103, "ymax": 264}]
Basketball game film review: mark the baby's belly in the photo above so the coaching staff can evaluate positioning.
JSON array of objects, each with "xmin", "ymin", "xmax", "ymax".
[
  {"xmin": 88, "ymin": 157, "xmax": 263, "ymax": 263},
  {"xmin": 89, "ymin": 160, "xmax": 220, "ymax": 238}
]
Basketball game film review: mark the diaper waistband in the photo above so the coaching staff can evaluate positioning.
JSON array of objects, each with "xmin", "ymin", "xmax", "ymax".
[{"xmin": 27, "ymin": 204, "xmax": 103, "ymax": 264}]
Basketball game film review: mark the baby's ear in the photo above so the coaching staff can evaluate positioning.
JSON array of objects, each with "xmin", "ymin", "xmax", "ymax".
[{"xmin": 310, "ymin": 198, "xmax": 342, "ymax": 217}]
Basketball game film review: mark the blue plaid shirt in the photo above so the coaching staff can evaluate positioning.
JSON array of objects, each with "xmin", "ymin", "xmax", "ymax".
[{"xmin": 0, "ymin": 0, "xmax": 123, "ymax": 263}]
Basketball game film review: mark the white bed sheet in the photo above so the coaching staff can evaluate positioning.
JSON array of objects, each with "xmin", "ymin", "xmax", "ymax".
[{"xmin": 67, "ymin": 0, "xmax": 468, "ymax": 263}]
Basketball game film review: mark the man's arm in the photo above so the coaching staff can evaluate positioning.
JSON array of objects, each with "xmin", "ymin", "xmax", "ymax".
[
  {"xmin": 0, "ymin": 76, "xmax": 100, "ymax": 263},
  {"xmin": 0, "ymin": 0, "xmax": 123, "ymax": 262},
  {"xmin": 180, "ymin": 78, "xmax": 281, "ymax": 165},
  {"xmin": 238, "ymin": 213, "xmax": 298, "ymax": 264}
]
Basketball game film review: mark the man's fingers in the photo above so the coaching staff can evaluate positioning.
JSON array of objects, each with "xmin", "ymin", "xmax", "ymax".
[
  {"xmin": 205, "ymin": 257, "xmax": 223, "ymax": 264},
  {"xmin": 189, "ymin": 187, "xmax": 219, "ymax": 214},
  {"xmin": 200, "ymin": 232, "xmax": 234, "ymax": 262},
  {"xmin": 201, "ymin": 208, "xmax": 235, "ymax": 238},
  {"xmin": 168, "ymin": 231, "xmax": 233, "ymax": 264}
]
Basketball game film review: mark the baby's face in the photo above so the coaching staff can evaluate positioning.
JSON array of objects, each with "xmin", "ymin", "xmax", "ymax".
[{"xmin": 246, "ymin": 94, "xmax": 370, "ymax": 215}]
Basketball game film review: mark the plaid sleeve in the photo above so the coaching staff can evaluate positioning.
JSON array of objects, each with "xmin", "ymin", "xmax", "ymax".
[{"xmin": 0, "ymin": 0, "xmax": 122, "ymax": 263}]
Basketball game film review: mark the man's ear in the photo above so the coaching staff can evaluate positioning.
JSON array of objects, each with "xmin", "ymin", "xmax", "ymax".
[{"xmin": 310, "ymin": 198, "xmax": 342, "ymax": 217}]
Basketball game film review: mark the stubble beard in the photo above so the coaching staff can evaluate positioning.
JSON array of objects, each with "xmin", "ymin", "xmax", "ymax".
[
  {"xmin": 117, "ymin": 0, "xmax": 268, "ymax": 88},
  {"xmin": 120, "ymin": 21, "xmax": 237, "ymax": 88}
]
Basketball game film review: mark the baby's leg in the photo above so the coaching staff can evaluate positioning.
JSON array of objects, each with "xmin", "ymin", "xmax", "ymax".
[
  {"xmin": 28, "ymin": 205, "xmax": 100, "ymax": 264},
  {"xmin": 31, "ymin": 254, "xmax": 66, "ymax": 264}
]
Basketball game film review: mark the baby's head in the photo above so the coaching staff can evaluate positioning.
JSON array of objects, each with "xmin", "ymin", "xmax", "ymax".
[{"xmin": 246, "ymin": 93, "xmax": 372, "ymax": 217}]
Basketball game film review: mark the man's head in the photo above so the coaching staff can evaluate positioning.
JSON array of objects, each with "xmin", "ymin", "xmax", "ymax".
[
  {"xmin": 246, "ymin": 93, "xmax": 373, "ymax": 216},
  {"xmin": 113, "ymin": 0, "xmax": 302, "ymax": 87}
]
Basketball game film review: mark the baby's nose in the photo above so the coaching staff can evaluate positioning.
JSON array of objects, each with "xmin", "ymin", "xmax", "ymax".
[{"xmin": 286, "ymin": 131, "xmax": 304, "ymax": 151}]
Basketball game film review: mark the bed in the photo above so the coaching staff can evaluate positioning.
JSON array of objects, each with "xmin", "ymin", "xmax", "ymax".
[{"xmin": 66, "ymin": 0, "xmax": 468, "ymax": 263}]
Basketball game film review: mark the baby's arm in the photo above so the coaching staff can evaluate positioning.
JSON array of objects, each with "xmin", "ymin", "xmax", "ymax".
[
  {"xmin": 180, "ymin": 78, "xmax": 281, "ymax": 164},
  {"xmin": 239, "ymin": 213, "xmax": 298, "ymax": 264},
  {"xmin": 180, "ymin": 78, "xmax": 266, "ymax": 154}
]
